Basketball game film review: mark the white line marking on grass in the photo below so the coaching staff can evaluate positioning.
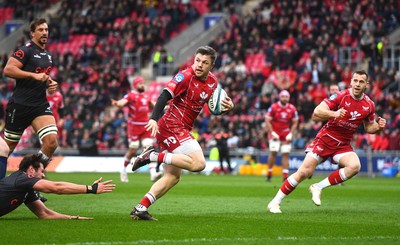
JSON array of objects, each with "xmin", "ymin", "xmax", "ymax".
[
  {"xmin": 62, "ymin": 236, "xmax": 399, "ymax": 245},
  {"xmin": 277, "ymin": 236, "xmax": 399, "ymax": 241}
]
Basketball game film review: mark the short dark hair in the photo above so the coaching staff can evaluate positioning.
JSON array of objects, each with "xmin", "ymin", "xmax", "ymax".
[
  {"xmin": 353, "ymin": 70, "xmax": 369, "ymax": 81},
  {"xmin": 18, "ymin": 153, "xmax": 48, "ymax": 171},
  {"xmin": 195, "ymin": 46, "xmax": 217, "ymax": 65},
  {"xmin": 30, "ymin": 18, "xmax": 47, "ymax": 32}
]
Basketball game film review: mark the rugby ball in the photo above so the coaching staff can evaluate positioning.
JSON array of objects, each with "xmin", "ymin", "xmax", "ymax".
[{"xmin": 208, "ymin": 84, "xmax": 227, "ymax": 115}]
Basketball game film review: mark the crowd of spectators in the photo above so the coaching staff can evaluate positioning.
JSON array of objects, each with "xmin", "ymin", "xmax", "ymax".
[{"xmin": 0, "ymin": 0, "xmax": 399, "ymax": 155}]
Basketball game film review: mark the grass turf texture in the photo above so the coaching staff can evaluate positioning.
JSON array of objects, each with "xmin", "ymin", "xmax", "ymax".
[{"xmin": 0, "ymin": 172, "xmax": 399, "ymax": 245}]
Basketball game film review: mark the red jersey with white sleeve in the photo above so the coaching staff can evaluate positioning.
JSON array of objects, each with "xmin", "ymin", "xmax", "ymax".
[
  {"xmin": 266, "ymin": 101, "xmax": 298, "ymax": 140},
  {"xmin": 46, "ymin": 91, "xmax": 64, "ymax": 122},
  {"xmin": 157, "ymin": 66, "xmax": 218, "ymax": 151},
  {"xmin": 316, "ymin": 89, "xmax": 376, "ymax": 143},
  {"xmin": 124, "ymin": 91, "xmax": 151, "ymax": 125}
]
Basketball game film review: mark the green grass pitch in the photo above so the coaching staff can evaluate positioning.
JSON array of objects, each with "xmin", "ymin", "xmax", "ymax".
[{"xmin": 1, "ymin": 172, "xmax": 399, "ymax": 244}]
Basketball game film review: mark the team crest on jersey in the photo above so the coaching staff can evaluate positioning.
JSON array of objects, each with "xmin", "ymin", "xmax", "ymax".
[
  {"xmin": 349, "ymin": 111, "xmax": 361, "ymax": 120},
  {"xmin": 329, "ymin": 94, "xmax": 337, "ymax": 100},
  {"xmin": 173, "ymin": 73, "xmax": 184, "ymax": 83},
  {"xmin": 14, "ymin": 50, "xmax": 24, "ymax": 59},
  {"xmin": 199, "ymin": 91, "xmax": 208, "ymax": 102}
]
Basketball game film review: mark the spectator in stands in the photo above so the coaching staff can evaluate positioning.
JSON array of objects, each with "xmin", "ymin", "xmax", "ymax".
[{"xmin": 215, "ymin": 128, "xmax": 233, "ymax": 174}]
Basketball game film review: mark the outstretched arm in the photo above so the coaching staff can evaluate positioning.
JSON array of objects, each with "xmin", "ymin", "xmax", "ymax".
[
  {"xmin": 33, "ymin": 177, "xmax": 115, "ymax": 194},
  {"xmin": 111, "ymin": 98, "xmax": 128, "ymax": 108}
]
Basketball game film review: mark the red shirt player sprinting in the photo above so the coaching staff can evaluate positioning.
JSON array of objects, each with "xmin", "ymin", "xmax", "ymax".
[
  {"xmin": 268, "ymin": 70, "xmax": 386, "ymax": 214},
  {"xmin": 128, "ymin": 46, "xmax": 235, "ymax": 221},
  {"xmin": 46, "ymin": 91, "xmax": 64, "ymax": 126}
]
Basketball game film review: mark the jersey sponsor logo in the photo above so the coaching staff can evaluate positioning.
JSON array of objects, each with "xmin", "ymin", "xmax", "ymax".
[
  {"xmin": 349, "ymin": 110, "xmax": 361, "ymax": 120},
  {"xmin": 45, "ymin": 106, "xmax": 52, "ymax": 113},
  {"xmin": 14, "ymin": 50, "xmax": 24, "ymax": 59},
  {"xmin": 329, "ymin": 94, "xmax": 337, "ymax": 100},
  {"xmin": 173, "ymin": 73, "xmax": 184, "ymax": 83},
  {"xmin": 47, "ymin": 55, "xmax": 52, "ymax": 63},
  {"xmin": 208, "ymin": 83, "xmax": 215, "ymax": 88},
  {"xmin": 194, "ymin": 82, "xmax": 199, "ymax": 88},
  {"xmin": 362, "ymin": 106, "xmax": 369, "ymax": 111},
  {"xmin": 345, "ymin": 101, "xmax": 351, "ymax": 107},
  {"xmin": 34, "ymin": 54, "xmax": 41, "ymax": 59}
]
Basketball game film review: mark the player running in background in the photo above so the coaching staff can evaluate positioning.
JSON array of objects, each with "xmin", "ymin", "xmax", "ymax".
[
  {"xmin": 265, "ymin": 90, "xmax": 298, "ymax": 181},
  {"xmin": 2, "ymin": 18, "xmax": 58, "ymax": 180},
  {"xmin": 268, "ymin": 70, "xmax": 386, "ymax": 213},
  {"xmin": 46, "ymin": 90, "xmax": 64, "ymax": 144},
  {"xmin": 111, "ymin": 77, "xmax": 161, "ymax": 182},
  {"xmin": 129, "ymin": 46, "xmax": 234, "ymax": 220},
  {"xmin": 0, "ymin": 153, "xmax": 115, "ymax": 219}
]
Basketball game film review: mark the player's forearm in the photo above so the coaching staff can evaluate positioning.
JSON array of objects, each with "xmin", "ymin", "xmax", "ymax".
[
  {"xmin": 313, "ymin": 105, "xmax": 336, "ymax": 120},
  {"xmin": 4, "ymin": 65, "xmax": 35, "ymax": 80},
  {"xmin": 365, "ymin": 122, "xmax": 383, "ymax": 134},
  {"xmin": 38, "ymin": 181, "xmax": 87, "ymax": 194}
]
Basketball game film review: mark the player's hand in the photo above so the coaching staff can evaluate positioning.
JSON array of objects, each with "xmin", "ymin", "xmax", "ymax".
[
  {"xmin": 47, "ymin": 77, "xmax": 58, "ymax": 94},
  {"xmin": 32, "ymin": 72, "xmax": 50, "ymax": 83},
  {"xmin": 333, "ymin": 108, "xmax": 347, "ymax": 119},
  {"xmin": 57, "ymin": 118, "xmax": 64, "ymax": 128},
  {"xmin": 377, "ymin": 116, "xmax": 386, "ymax": 130},
  {"xmin": 111, "ymin": 99, "xmax": 117, "ymax": 106},
  {"xmin": 69, "ymin": 215, "xmax": 94, "ymax": 220},
  {"xmin": 285, "ymin": 132, "xmax": 293, "ymax": 141},
  {"xmin": 221, "ymin": 96, "xmax": 234, "ymax": 112},
  {"xmin": 145, "ymin": 119, "xmax": 159, "ymax": 137},
  {"xmin": 271, "ymin": 131, "xmax": 279, "ymax": 140},
  {"xmin": 93, "ymin": 177, "xmax": 116, "ymax": 193}
]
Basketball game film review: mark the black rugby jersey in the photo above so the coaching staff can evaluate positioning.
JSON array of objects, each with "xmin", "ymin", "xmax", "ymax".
[
  {"xmin": 0, "ymin": 171, "xmax": 40, "ymax": 217},
  {"xmin": 10, "ymin": 41, "xmax": 54, "ymax": 106}
]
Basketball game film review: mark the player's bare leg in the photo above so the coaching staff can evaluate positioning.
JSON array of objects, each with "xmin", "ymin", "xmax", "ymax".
[
  {"xmin": 133, "ymin": 149, "xmax": 206, "ymax": 173},
  {"xmin": 131, "ymin": 164, "xmax": 181, "ymax": 221},
  {"xmin": 311, "ymin": 152, "xmax": 360, "ymax": 205},
  {"xmin": 121, "ymin": 148, "xmax": 137, "ymax": 182},
  {"xmin": 281, "ymin": 152, "xmax": 289, "ymax": 181},
  {"xmin": 32, "ymin": 115, "xmax": 58, "ymax": 202},
  {"xmin": 266, "ymin": 151, "xmax": 277, "ymax": 181},
  {"xmin": 268, "ymin": 153, "xmax": 318, "ymax": 213}
]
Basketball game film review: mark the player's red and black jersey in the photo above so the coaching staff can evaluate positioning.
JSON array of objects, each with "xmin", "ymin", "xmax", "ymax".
[
  {"xmin": 0, "ymin": 171, "xmax": 41, "ymax": 217},
  {"xmin": 10, "ymin": 41, "xmax": 54, "ymax": 106}
]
